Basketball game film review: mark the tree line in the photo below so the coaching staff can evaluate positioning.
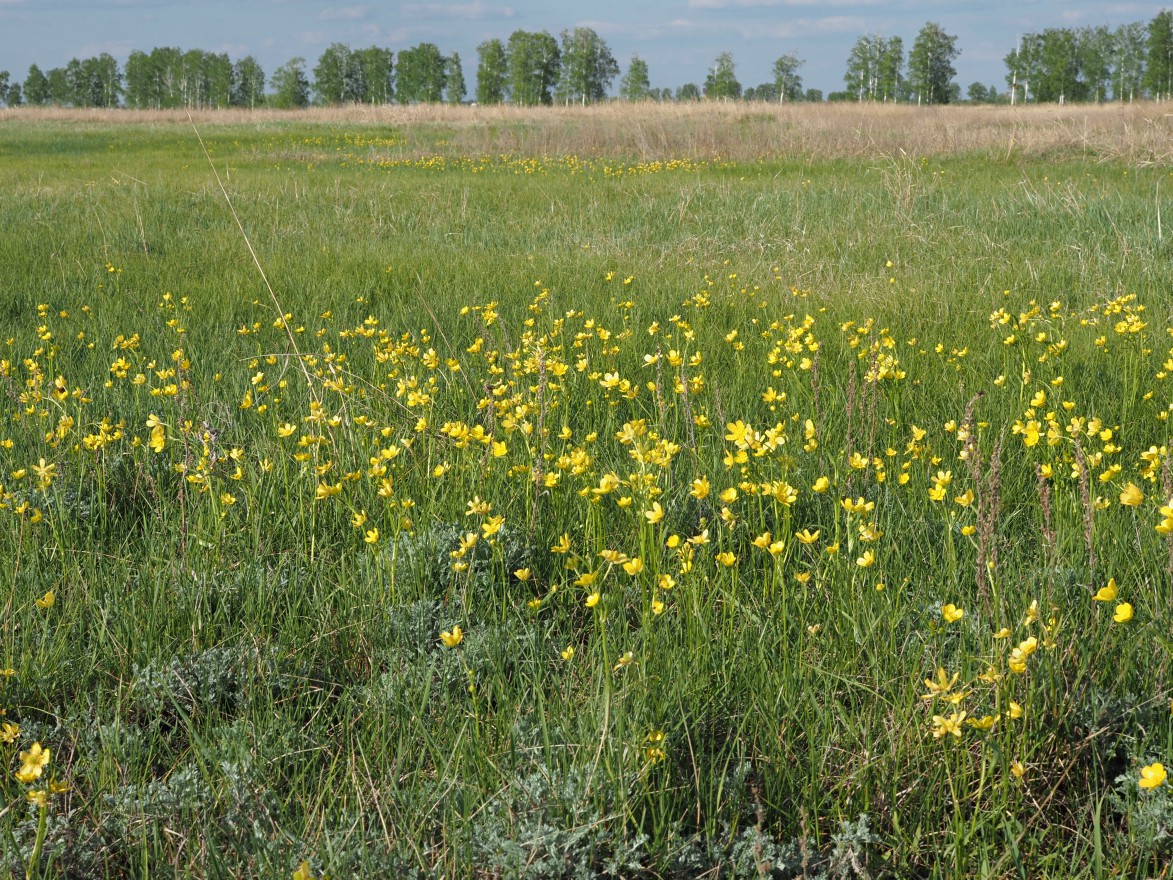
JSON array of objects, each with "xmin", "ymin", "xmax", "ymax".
[{"xmin": 2, "ymin": 11, "xmax": 1172, "ymax": 109}]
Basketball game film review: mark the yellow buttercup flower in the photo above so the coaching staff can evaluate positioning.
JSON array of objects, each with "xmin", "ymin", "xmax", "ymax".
[
  {"xmin": 1119, "ymin": 482, "xmax": 1144, "ymax": 507},
  {"xmin": 1113, "ymin": 602, "xmax": 1134, "ymax": 623},
  {"xmin": 922, "ymin": 667, "xmax": 959, "ymax": 700},
  {"xmin": 439, "ymin": 626, "xmax": 463, "ymax": 647},
  {"xmin": 1092, "ymin": 578, "xmax": 1117, "ymax": 601},
  {"xmin": 15, "ymin": 742, "xmax": 50, "ymax": 784},
  {"xmin": 622, "ymin": 557, "xmax": 644, "ymax": 576},
  {"xmin": 941, "ymin": 603, "xmax": 964, "ymax": 623},
  {"xmin": 1139, "ymin": 762, "xmax": 1167, "ymax": 790},
  {"xmin": 35, "ymin": 590, "xmax": 54, "ymax": 610},
  {"xmin": 931, "ymin": 710, "xmax": 967, "ymax": 739}
]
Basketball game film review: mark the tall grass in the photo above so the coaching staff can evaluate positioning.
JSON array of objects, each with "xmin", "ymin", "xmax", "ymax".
[
  {"xmin": 0, "ymin": 111, "xmax": 1170, "ymax": 878},
  {"xmin": 4, "ymin": 99, "xmax": 1173, "ymax": 161}
]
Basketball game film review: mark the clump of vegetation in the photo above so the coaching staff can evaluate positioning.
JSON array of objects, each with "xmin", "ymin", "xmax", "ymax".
[{"xmin": 0, "ymin": 112, "xmax": 1170, "ymax": 877}]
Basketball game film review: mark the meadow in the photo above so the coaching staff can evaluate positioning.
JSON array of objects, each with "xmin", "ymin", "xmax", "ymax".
[{"xmin": 0, "ymin": 101, "xmax": 1172, "ymax": 878}]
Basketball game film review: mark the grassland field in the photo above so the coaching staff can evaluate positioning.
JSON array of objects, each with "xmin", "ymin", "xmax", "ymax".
[{"xmin": 0, "ymin": 101, "xmax": 1172, "ymax": 878}]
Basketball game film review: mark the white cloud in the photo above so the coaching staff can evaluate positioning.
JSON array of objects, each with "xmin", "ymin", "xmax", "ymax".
[
  {"xmin": 402, "ymin": 1, "xmax": 515, "ymax": 20},
  {"xmin": 75, "ymin": 39, "xmax": 136, "ymax": 57},
  {"xmin": 689, "ymin": 0, "xmax": 881, "ymax": 8},
  {"xmin": 317, "ymin": 4, "xmax": 371, "ymax": 21},
  {"xmin": 572, "ymin": 18, "xmax": 702, "ymax": 40},
  {"xmin": 671, "ymin": 13, "xmax": 865, "ymax": 40}
]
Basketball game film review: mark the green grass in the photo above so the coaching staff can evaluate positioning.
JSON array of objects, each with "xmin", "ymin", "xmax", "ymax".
[{"xmin": 0, "ymin": 115, "xmax": 1171, "ymax": 878}]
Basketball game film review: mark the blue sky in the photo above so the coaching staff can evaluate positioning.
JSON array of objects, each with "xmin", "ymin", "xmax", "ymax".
[{"xmin": 0, "ymin": 1, "xmax": 1168, "ymax": 97}]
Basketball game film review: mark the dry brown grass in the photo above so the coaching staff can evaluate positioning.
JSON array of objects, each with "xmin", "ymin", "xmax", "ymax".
[{"xmin": 5, "ymin": 100, "xmax": 1173, "ymax": 162}]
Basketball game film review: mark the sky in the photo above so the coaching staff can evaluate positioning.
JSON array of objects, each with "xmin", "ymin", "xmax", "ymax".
[{"xmin": 0, "ymin": 1, "xmax": 1169, "ymax": 98}]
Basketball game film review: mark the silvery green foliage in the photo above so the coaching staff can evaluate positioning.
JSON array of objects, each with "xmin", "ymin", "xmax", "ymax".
[
  {"xmin": 129, "ymin": 643, "xmax": 287, "ymax": 721},
  {"xmin": 825, "ymin": 815, "xmax": 878, "ymax": 879},
  {"xmin": 1112, "ymin": 765, "xmax": 1173, "ymax": 855},
  {"xmin": 727, "ymin": 827, "xmax": 806, "ymax": 878},
  {"xmin": 671, "ymin": 813, "xmax": 876, "ymax": 879},
  {"xmin": 392, "ymin": 519, "xmax": 540, "ymax": 596},
  {"xmin": 366, "ymin": 598, "xmax": 539, "ymax": 703},
  {"xmin": 465, "ymin": 768, "xmax": 648, "ymax": 879}
]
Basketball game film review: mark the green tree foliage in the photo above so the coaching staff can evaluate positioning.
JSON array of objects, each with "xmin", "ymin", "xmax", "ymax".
[
  {"xmin": 184, "ymin": 50, "xmax": 233, "ymax": 108},
  {"xmin": 744, "ymin": 83, "xmax": 777, "ymax": 102},
  {"xmin": 5, "ymin": 82, "xmax": 20, "ymax": 106},
  {"xmin": 313, "ymin": 43, "xmax": 361, "ymax": 104},
  {"xmin": 0, "ymin": 71, "xmax": 8, "ymax": 105},
  {"xmin": 61, "ymin": 53, "xmax": 122, "ymax": 107},
  {"xmin": 676, "ymin": 82, "xmax": 701, "ymax": 101},
  {"xmin": 1034, "ymin": 29, "xmax": 1083, "ymax": 102},
  {"xmin": 124, "ymin": 49, "xmax": 164, "ymax": 108},
  {"xmin": 475, "ymin": 39, "xmax": 508, "ymax": 104},
  {"xmin": 46, "ymin": 67, "xmax": 69, "ymax": 105},
  {"xmin": 231, "ymin": 56, "xmax": 266, "ymax": 108},
  {"xmin": 879, "ymin": 38, "xmax": 905, "ymax": 101},
  {"xmin": 1080, "ymin": 26, "xmax": 1115, "ymax": 102},
  {"xmin": 1004, "ymin": 24, "xmax": 1154, "ymax": 105},
  {"xmin": 445, "ymin": 52, "xmax": 466, "ymax": 104},
  {"xmin": 772, "ymin": 53, "xmax": 804, "ymax": 102},
  {"xmin": 804, "ymin": 87, "xmax": 824, "ymax": 102},
  {"xmin": 124, "ymin": 47, "xmax": 235, "ymax": 109},
  {"xmin": 556, "ymin": 27, "xmax": 618, "ymax": 105},
  {"xmin": 1145, "ymin": 10, "xmax": 1173, "ymax": 100},
  {"xmin": 619, "ymin": 55, "xmax": 651, "ymax": 101},
  {"xmin": 1004, "ymin": 33, "xmax": 1041, "ymax": 103},
  {"xmin": 844, "ymin": 35, "xmax": 902, "ymax": 101},
  {"xmin": 1115, "ymin": 21, "xmax": 1147, "ymax": 101},
  {"xmin": 908, "ymin": 21, "xmax": 959, "ymax": 104},
  {"xmin": 704, "ymin": 52, "xmax": 741, "ymax": 100},
  {"xmin": 845, "ymin": 35, "xmax": 878, "ymax": 100},
  {"xmin": 353, "ymin": 47, "xmax": 394, "ymax": 104},
  {"xmin": 396, "ymin": 43, "xmax": 447, "ymax": 103},
  {"xmin": 270, "ymin": 57, "xmax": 311, "ymax": 108},
  {"xmin": 507, "ymin": 30, "xmax": 560, "ymax": 106},
  {"xmin": 23, "ymin": 65, "xmax": 49, "ymax": 105}
]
